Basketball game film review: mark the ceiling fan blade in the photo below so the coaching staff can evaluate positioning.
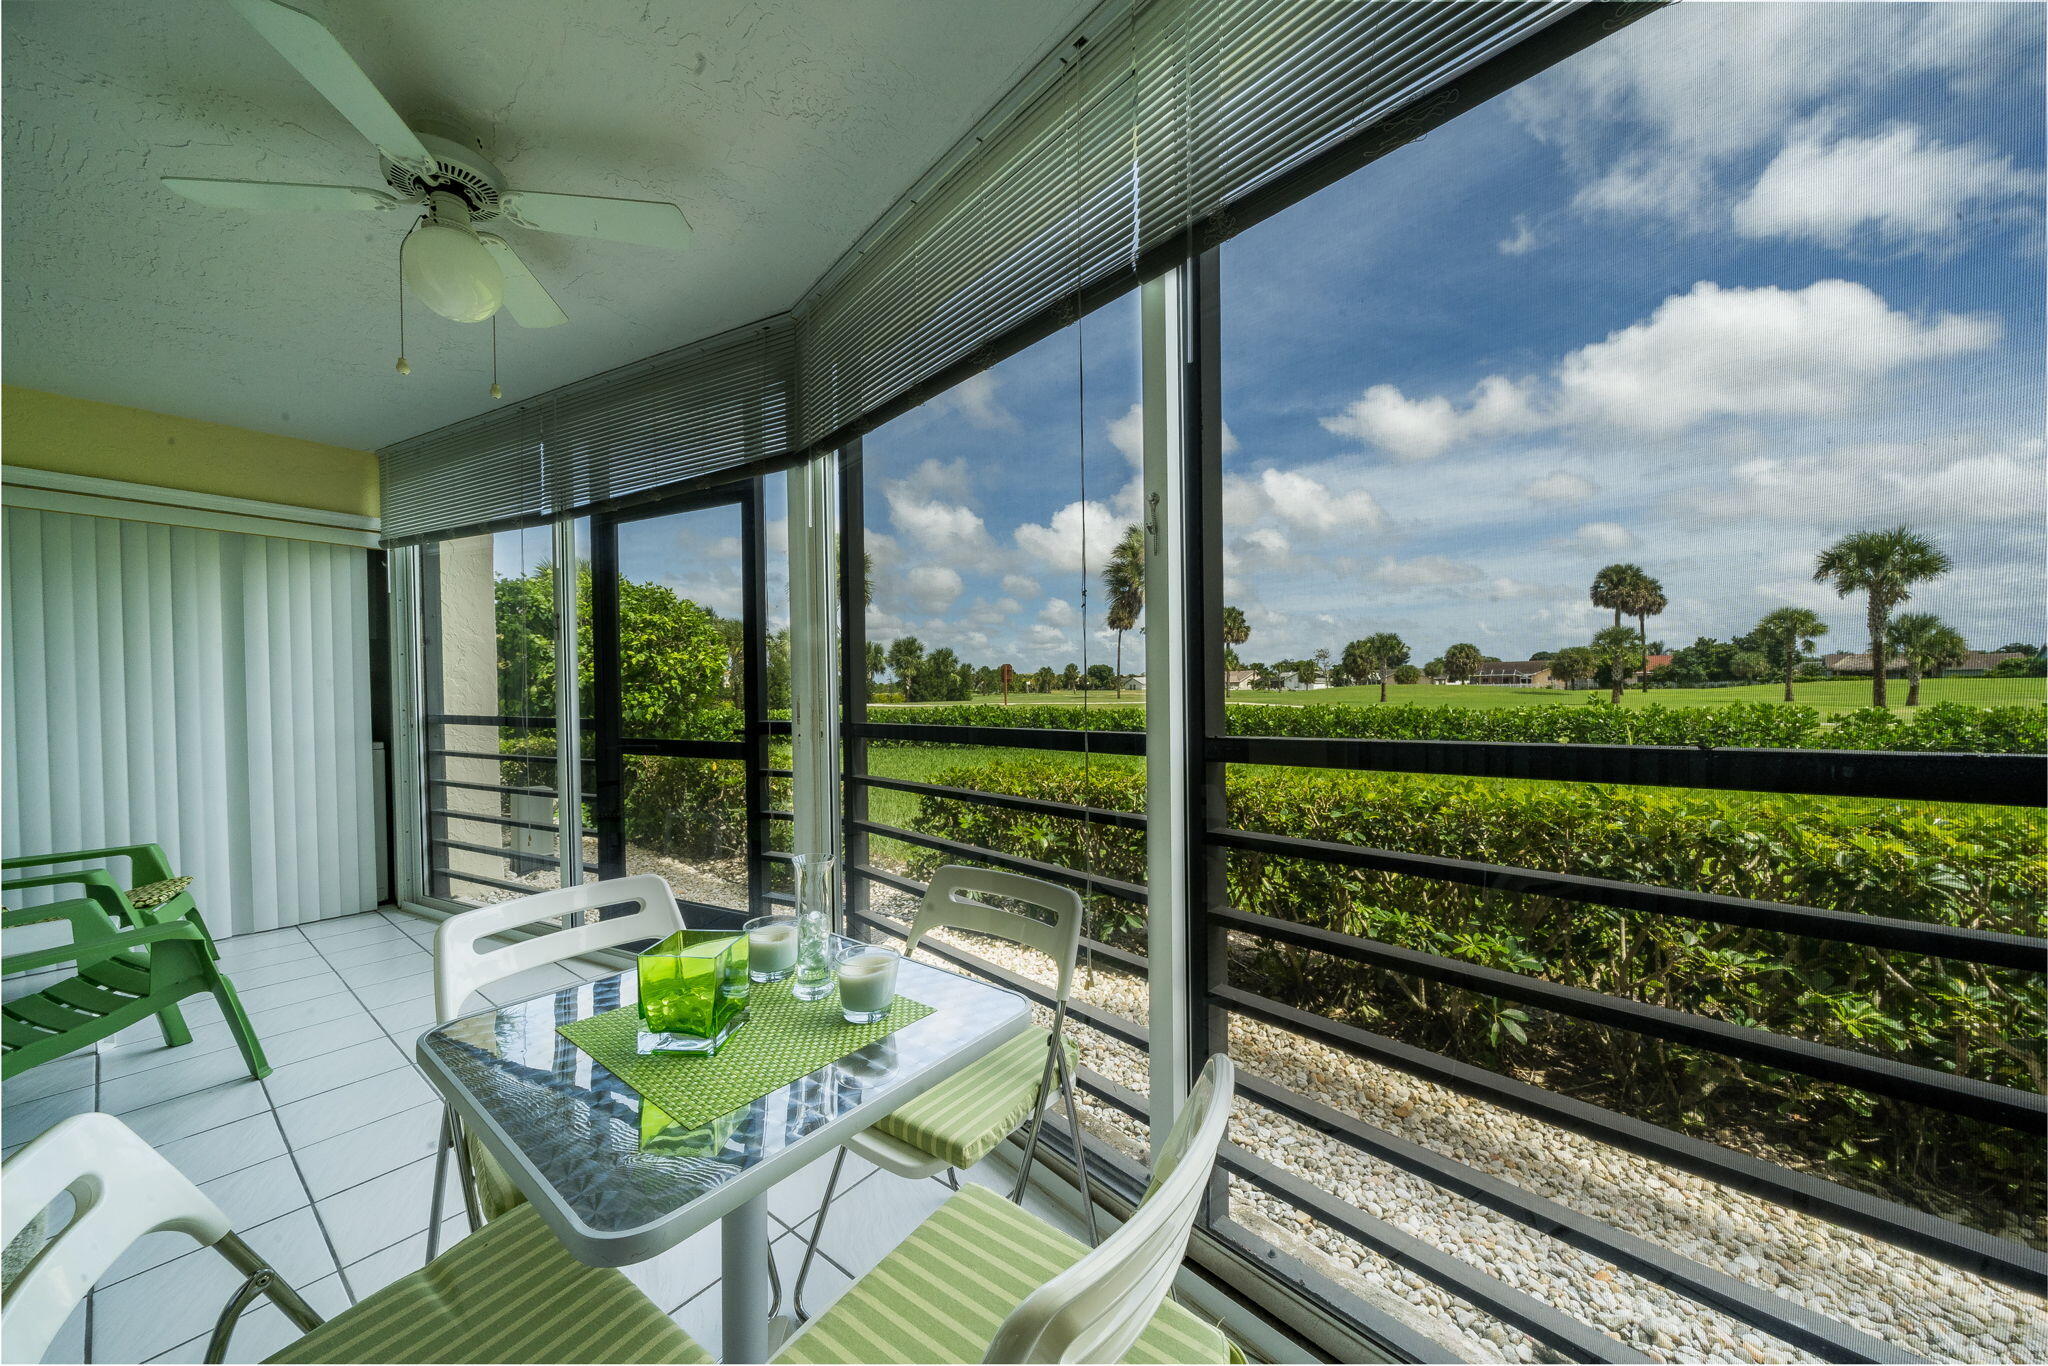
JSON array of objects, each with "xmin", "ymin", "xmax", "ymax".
[
  {"xmin": 227, "ymin": 0, "xmax": 433, "ymax": 174},
  {"xmin": 498, "ymin": 191, "xmax": 693, "ymax": 251},
  {"xmin": 162, "ymin": 177, "xmax": 403, "ymax": 213},
  {"xmin": 479, "ymin": 235, "xmax": 569, "ymax": 328}
]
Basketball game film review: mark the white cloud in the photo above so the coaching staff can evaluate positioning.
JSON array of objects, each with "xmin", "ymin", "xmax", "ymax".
[
  {"xmin": 1506, "ymin": 4, "xmax": 2032, "ymax": 232},
  {"xmin": 1012, "ymin": 499, "xmax": 1122, "ymax": 573},
  {"xmin": 1519, "ymin": 470, "xmax": 1597, "ymax": 504},
  {"xmin": 1695, "ymin": 438, "xmax": 2046, "ymax": 529},
  {"xmin": 1254, "ymin": 466, "xmax": 1385, "ymax": 532},
  {"xmin": 881, "ymin": 459, "xmax": 995, "ymax": 559},
  {"xmin": 1237, "ymin": 525, "xmax": 1291, "ymax": 560},
  {"xmin": 1037, "ymin": 597, "xmax": 1079, "ymax": 629},
  {"xmin": 1555, "ymin": 280, "xmax": 1998, "ymax": 435},
  {"xmin": 1330, "ymin": 280, "xmax": 1998, "ymax": 458},
  {"xmin": 1370, "ymin": 555, "xmax": 1484, "ymax": 588},
  {"xmin": 1323, "ymin": 375, "xmax": 1538, "ymax": 461},
  {"xmin": 1732, "ymin": 122, "xmax": 2037, "ymax": 249},
  {"xmin": 903, "ymin": 564, "xmax": 963, "ymax": 613},
  {"xmin": 945, "ymin": 372, "xmax": 1016, "ymax": 430},
  {"xmin": 1497, "ymin": 215, "xmax": 1538, "ymax": 256},
  {"xmin": 1001, "ymin": 574, "xmax": 1040, "ymax": 600},
  {"xmin": 1572, "ymin": 522, "xmax": 1636, "ymax": 551}
]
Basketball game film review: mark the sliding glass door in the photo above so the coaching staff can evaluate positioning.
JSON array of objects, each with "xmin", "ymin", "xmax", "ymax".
[{"xmin": 589, "ymin": 483, "xmax": 783, "ymax": 929}]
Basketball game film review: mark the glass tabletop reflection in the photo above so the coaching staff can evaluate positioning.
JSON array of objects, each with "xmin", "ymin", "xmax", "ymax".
[{"xmin": 416, "ymin": 934, "xmax": 1031, "ymax": 1247}]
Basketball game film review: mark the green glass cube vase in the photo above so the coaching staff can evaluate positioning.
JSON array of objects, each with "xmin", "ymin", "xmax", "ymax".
[{"xmin": 636, "ymin": 930, "xmax": 750, "ymax": 1055}]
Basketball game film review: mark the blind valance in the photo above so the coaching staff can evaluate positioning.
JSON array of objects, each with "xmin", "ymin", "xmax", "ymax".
[{"xmin": 381, "ymin": 0, "xmax": 1591, "ymax": 545}]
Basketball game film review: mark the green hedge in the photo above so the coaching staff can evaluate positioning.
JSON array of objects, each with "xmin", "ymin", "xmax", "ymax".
[
  {"xmin": 903, "ymin": 758, "xmax": 2046, "ymax": 1222},
  {"xmin": 868, "ymin": 700, "xmax": 2048, "ymax": 753}
]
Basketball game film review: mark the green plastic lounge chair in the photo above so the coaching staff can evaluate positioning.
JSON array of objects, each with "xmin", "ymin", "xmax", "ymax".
[
  {"xmin": 1, "ymin": 867, "xmax": 269, "ymax": 1082},
  {"xmin": 775, "ymin": 1055, "xmax": 1241, "ymax": 1364},
  {"xmin": 4, "ymin": 841, "xmax": 208, "ymax": 936},
  {"xmin": 1, "ymin": 1113, "xmax": 713, "ymax": 1366},
  {"xmin": 792, "ymin": 865, "xmax": 1098, "ymax": 1321}
]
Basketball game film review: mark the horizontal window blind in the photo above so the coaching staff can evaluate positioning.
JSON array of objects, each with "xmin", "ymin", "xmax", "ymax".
[
  {"xmin": 380, "ymin": 0, "xmax": 1582, "ymax": 544},
  {"xmin": 380, "ymin": 320, "xmax": 794, "ymax": 545}
]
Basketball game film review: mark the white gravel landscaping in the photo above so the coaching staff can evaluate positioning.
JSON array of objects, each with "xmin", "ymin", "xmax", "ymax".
[{"xmin": 864, "ymin": 885, "xmax": 2047, "ymax": 1366}]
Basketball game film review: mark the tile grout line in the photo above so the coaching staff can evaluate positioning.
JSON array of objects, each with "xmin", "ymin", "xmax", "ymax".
[{"xmin": 284, "ymin": 913, "xmax": 437, "ymax": 1305}]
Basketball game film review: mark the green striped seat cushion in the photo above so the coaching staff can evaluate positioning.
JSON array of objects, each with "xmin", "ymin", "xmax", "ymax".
[
  {"xmin": 776, "ymin": 1182, "xmax": 1230, "ymax": 1364},
  {"xmin": 264, "ymin": 1204, "xmax": 709, "ymax": 1365},
  {"xmin": 871, "ymin": 1027, "xmax": 1073, "ymax": 1170}
]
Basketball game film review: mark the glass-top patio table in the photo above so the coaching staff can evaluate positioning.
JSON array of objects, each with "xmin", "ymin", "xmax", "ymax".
[{"xmin": 415, "ymin": 933, "xmax": 1033, "ymax": 1363}]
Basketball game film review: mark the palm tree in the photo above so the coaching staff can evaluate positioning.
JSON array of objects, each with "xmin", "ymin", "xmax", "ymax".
[
  {"xmin": 1754, "ymin": 607, "xmax": 1829, "ymax": 703},
  {"xmin": 1343, "ymin": 634, "xmax": 1411, "ymax": 703},
  {"xmin": 1442, "ymin": 642, "xmax": 1482, "ymax": 682},
  {"xmin": 864, "ymin": 640, "xmax": 886, "ymax": 692},
  {"xmin": 1589, "ymin": 562, "xmax": 1646, "ymax": 629},
  {"xmin": 1888, "ymin": 612, "xmax": 1967, "ymax": 707},
  {"xmin": 886, "ymin": 635, "xmax": 924, "ymax": 694},
  {"xmin": 1813, "ymin": 527, "xmax": 1952, "ymax": 708},
  {"xmin": 1625, "ymin": 574, "xmax": 1667, "ymax": 692},
  {"xmin": 1104, "ymin": 524, "xmax": 1145, "ymax": 699},
  {"xmin": 1220, "ymin": 605, "xmax": 1250, "ymax": 676},
  {"xmin": 1591, "ymin": 625, "xmax": 1643, "ymax": 704}
]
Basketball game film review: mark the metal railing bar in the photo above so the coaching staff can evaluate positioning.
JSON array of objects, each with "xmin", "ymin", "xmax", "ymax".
[
  {"xmin": 431, "ymin": 866, "xmax": 545, "ymax": 896},
  {"xmin": 1075, "ymin": 1063, "xmax": 1149, "ymax": 1122},
  {"xmin": 428, "ymin": 748, "xmax": 568, "ymax": 766},
  {"xmin": 849, "ymin": 900, "xmax": 1151, "ymax": 1052},
  {"xmin": 1221, "ymin": 1144, "xmax": 1651, "ymax": 1363},
  {"xmin": 852, "ymin": 820, "xmax": 1148, "ymax": 905},
  {"xmin": 1211, "ymin": 986, "xmax": 2047, "ymax": 1292},
  {"xmin": 1213, "ymin": 914, "xmax": 2043, "ymax": 1129},
  {"xmin": 1207, "ymin": 735, "xmax": 2046, "ymax": 808},
  {"xmin": 432, "ymin": 837, "xmax": 559, "ymax": 866},
  {"xmin": 1208, "ymin": 827, "xmax": 2042, "ymax": 971},
  {"xmin": 844, "ymin": 863, "xmax": 1150, "ymax": 975},
  {"xmin": 428, "ymin": 777, "xmax": 558, "ymax": 798},
  {"xmin": 1235, "ymin": 1073, "xmax": 1904, "ymax": 1363},
  {"xmin": 618, "ymin": 739, "xmax": 749, "ymax": 759},
  {"xmin": 426, "ymin": 713, "xmax": 588, "ymax": 730},
  {"xmin": 850, "ymin": 721, "xmax": 1146, "ymax": 756},
  {"xmin": 854, "ymin": 773, "xmax": 1149, "ymax": 831},
  {"xmin": 426, "ymin": 808, "xmax": 559, "ymax": 834}
]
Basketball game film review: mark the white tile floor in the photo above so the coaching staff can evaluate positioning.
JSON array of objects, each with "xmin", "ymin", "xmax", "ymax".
[{"xmin": 3, "ymin": 907, "xmax": 1057, "ymax": 1364}]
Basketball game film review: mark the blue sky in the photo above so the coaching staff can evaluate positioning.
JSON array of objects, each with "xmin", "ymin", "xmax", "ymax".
[{"xmin": 648, "ymin": 4, "xmax": 2046, "ymax": 677}]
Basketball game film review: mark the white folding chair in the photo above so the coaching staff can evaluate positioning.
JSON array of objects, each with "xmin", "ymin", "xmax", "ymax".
[
  {"xmin": 986, "ymin": 1053, "xmax": 1236, "ymax": 1363},
  {"xmin": 1, "ymin": 1113, "xmax": 325, "ymax": 1365},
  {"xmin": 424, "ymin": 874, "xmax": 684, "ymax": 1260},
  {"xmin": 792, "ymin": 864, "xmax": 1099, "ymax": 1321},
  {"xmin": 772, "ymin": 1054, "xmax": 1238, "ymax": 1364}
]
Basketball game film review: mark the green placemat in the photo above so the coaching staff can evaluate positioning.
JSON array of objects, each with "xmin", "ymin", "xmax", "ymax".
[{"xmin": 558, "ymin": 980, "xmax": 934, "ymax": 1131}]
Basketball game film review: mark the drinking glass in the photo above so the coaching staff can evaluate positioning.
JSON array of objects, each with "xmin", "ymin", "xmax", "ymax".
[
  {"xmin": 744, "ymin": 914, "xmax": 799, "ymax": 982},
  {"xmin": 834, "ymin": 943, "xmax": 900, "ymax": 1024}
]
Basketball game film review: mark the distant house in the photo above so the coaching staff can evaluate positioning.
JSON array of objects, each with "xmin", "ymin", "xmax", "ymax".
[
  {"xmin": 1472, "ymin": 660, "xmax": 1556, "ymax": 688},
  {"xmin": 1122, "ymin": 674, "xmax": 1146, "ymax": 691},
  {"xmin": 1640, "ymin": 653, "xmax": 1673, "ymax": 674},
  {"xmin": 1279, "ymin": 673, "xmax": 1330, "ymax": 691},
  {"xmin": 1824, "ymin": 651, "xmax": 2021, "ymax": 678},
  {"xmin": 1223, "ymin": 668, "xmax": 1260, "ymax": 690}
]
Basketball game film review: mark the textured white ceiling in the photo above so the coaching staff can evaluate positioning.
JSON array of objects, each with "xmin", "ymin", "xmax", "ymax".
[{"xmin": 2, "ymin": 0, "xmax": 1092, "ymax": 450}]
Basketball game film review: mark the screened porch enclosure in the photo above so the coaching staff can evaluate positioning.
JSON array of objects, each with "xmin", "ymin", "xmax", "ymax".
[{"xmin": 8, "ymin": 0, "xmax": 2044, "ymax": 1362}]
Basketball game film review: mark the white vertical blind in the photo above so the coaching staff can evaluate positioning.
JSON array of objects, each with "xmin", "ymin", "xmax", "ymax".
[{"xmin": 2, "ymin": 507, "xmax": 377, "ymax": 938}]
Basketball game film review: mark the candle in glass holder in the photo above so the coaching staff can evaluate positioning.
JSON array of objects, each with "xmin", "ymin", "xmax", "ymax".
[
  {"xmin": 745, "ymin": 915, "xmax": 798, "ymax": 982},
  {"xmin": 835, "ymin": 946, "xmax": 900, "ymax": 1024}
]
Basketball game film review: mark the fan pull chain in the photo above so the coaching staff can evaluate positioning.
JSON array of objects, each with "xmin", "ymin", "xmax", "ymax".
[
  {"xmin": 394, "ymin": 228, "xmax": 411, "ymax": 375},
  {"xmin": 490, "ymin": 315, "xmax": 502, "ymax": 400}
]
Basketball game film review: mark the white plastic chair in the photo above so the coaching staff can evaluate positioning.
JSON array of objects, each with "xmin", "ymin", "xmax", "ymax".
[
  {"xmin": 792, "ymin": 864, "xmax": 1098, "ymax": 1320},
  {"xmin": 985, "ymin": 1053, "xmax": 1235, "ymax": 1363},
  {"xmin": 424, "ymin": 873, "xmax": 684, "ymax": 1259},
  {"xmin": 2, "ymin": 1113, "xmax": 324, "ymax": 1364}
]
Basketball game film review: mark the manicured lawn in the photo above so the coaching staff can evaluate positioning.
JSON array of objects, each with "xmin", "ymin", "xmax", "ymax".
[{"xmin": 873, "ymin": 675, "xmax": 2043, "ymax": 716}]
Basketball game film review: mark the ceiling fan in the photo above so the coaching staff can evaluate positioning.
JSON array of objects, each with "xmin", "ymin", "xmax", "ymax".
[{"xmin": 162, "ymin": 0, "xmax": 695, "ymax": 338}]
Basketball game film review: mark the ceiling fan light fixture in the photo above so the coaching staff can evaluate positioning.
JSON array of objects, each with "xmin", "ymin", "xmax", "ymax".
[{"xmin": 402, "ymin": 201, "xmax": 504, "ymax": 323}]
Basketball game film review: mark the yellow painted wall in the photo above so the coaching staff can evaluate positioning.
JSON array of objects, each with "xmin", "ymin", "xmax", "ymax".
[{"xmin": 2, "ymin": 386, "xmax": 378, "ymax": 518}]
